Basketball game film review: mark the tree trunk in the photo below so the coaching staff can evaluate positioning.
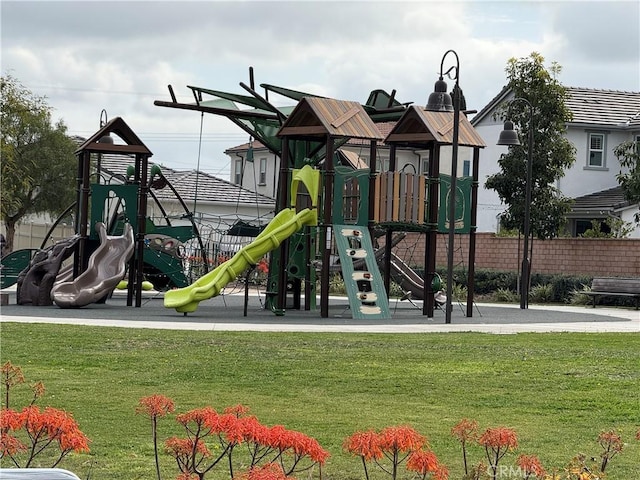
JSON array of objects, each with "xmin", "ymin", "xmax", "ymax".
[{"xmin": 3, "ymin": 220, "xmax": 16, "ymax": 255}]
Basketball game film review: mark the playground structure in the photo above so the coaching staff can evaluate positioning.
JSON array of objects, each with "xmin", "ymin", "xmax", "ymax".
[
  {"xmin": 154, "ymin": 68, "xmax": 486, "ymax": 319},
  {"xmin": 2, "ymin": 117, "xmax": 208, "ymax": 308},
  {"xmin": 2, "ymin": 67, "xmax": 487, "ymax": 320}
]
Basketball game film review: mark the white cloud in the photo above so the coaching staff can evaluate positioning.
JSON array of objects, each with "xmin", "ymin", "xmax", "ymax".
[{"xmin": 2, "ymin": 0, "xmax": 638, "ymax": 174}]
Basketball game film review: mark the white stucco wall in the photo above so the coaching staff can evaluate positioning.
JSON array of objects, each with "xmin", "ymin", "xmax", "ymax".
[
  {"xmin": 620, "ymin": 206, "xmax": 640, "ymax": 238},
  {"xmin": 468, "ymin": 121, "xmax": 510, "ymax": 232},
  {"xmin": 472, "ymin": 119, "xmax": 637, "ymax": 234},
  {"xmin": 229, "ymin": 149, "xmax": 281, "ymax": 200},
  {"xmin": 557, "ymin": 128, "xmax": 629, "ymax": 197}
]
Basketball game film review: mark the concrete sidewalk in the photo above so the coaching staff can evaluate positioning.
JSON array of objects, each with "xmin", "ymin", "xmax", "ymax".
[{"xmin": 1, "ymin": 288, "xmax": 638, "ymax": 334}]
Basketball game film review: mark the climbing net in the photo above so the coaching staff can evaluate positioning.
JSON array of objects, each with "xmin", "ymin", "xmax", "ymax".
[{"xmin": 180, "ymin": 212, "xmax": 272, "ymax": 290}]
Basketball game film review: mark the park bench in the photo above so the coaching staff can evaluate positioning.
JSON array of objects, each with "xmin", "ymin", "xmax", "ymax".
[{"xmin": 585, "ymin": 277, "xmax": 640, "ymax": 310}]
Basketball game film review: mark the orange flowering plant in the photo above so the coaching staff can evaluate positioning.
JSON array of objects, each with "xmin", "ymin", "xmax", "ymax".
[
  {"xmin": 234, "ymin": 462, "xmax": 294, "ymax": 480},
  {"xmin": 2, "ymin": 361, "xmax": 25, "ymax": 409},
  {"xmin": 451, "ymin": 418, "xmax": 478, "ymax": 477},
  {"xmin": 516, "ymin": 454, "xmax": 546, "ymax": 480},
  {"xmin": 477, "ymin": 426, "xmax": 518, "ymax": 480},
  {"xmin": 344, "ymin": 425, "xmax": 447, "ymax": 480},
  {"xmin": 257, "ymin": 258, "xmax": 269, "ymax": 274},
  {"xmin": 138, "ymin": 396, "xmax": 328, "ymax": 480},
  {"xmin": 137, "ymin": 394, "xmax": 175, "ymax": 480},
  {"xmin": 596, "ymin": 429, "xmax": 624, "ymax": 473},
  {"xmin": 0, "ymin": 361, "xmax": 90, "ymax": 468}
]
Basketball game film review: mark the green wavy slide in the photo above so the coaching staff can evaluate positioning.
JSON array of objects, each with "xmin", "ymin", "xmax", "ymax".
[{"xmin": 164, "ymin": 207, "xmax": 317, "ymax": 314}]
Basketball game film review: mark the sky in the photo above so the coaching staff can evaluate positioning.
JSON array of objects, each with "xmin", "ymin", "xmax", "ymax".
[{"xmin": 2, "ymin": 0, "xmax": 639, "ymax": 179}]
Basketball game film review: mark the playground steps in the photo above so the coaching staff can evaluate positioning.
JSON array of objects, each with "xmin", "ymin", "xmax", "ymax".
[{"xmin": 333, "ymin": 225, "xmax": 390, "ymax": 320}]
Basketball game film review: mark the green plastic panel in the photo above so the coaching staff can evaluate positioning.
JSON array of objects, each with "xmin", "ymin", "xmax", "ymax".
[
  {"xmin": 438, "ymin": 174, "xmax": 472, "ymax": 234},
  {"xmin": 333, "ymin": 225, "xmax": 390, "ymax": 319},
  {"xmin": 333, "ymin": 166, "xmax": 370, "ymax": 226}
]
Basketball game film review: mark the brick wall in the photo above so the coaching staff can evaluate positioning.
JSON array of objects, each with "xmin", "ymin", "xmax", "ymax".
[{"xmin": 389, "ymin": 232, "xmax": 640, "ymax": 277}]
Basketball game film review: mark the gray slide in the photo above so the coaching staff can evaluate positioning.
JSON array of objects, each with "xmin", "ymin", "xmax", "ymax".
[
  {"xmin": 51, "ymin": 223, "xmax": 134, "ymax": 308},
  {"xmin": 387, "ymin": 252, "xmax": 446, "ymax": 305}
]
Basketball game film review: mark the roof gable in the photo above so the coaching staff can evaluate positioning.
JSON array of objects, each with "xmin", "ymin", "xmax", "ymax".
[
  {"xmin": 385, "ymin": 106, "xmax": 486, "ymax": 147},
  {"xmin": 76, "ymin": 117, "xmax": 152, "ymax": 156},
  {"xmin": 278, "ymin": 97, "xmax": 383, "ymax": 140}
]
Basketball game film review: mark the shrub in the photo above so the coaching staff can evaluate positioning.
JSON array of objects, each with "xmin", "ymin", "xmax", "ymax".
[
  {"xmin": 388, "ymin": 280, "xmax": 405, "ymax": 299},
  {"xmin": 328, "ymin": 273, "xmax": 346, "ymax": 295},
  {"xmin": 529, "ymin": 283, "xmax": 554, "ymax": 303},
  {"xmin": 451, "ymin": 283, "xmax": 468, "ymax": 302},
  {"xmin": 569, "ymin": 284, "xmax": 593, "ymax": 305},
  {"xmin": 447, "ymin": 269, "xmax": 594, "ymax": 304},
  {"xmin": 491, "ymin": 288, "xmax": 519, "ymax": 303}
]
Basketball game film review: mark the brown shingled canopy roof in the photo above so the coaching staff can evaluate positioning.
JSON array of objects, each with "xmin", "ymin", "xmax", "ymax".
[
  {"xmin": 385, "ymin": 106, "xmax": 486, "ymax": 147},
  {"xmin": 277, "ymin": 97, "xmax": 384, "ymax": 140}
]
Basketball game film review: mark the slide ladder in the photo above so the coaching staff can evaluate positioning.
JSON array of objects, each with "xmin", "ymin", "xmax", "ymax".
[{"xmin": 333, "ymin": 225, "xmax": 390, "ymax": 320}]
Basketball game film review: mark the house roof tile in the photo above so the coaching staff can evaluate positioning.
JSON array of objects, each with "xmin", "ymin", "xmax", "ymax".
[
  {"xmin": 566, "ymin": 87, "xmax": 640, "ymax": 127},
  {"xmin": 570, "ymin": 186, "xmax": 631, "ymax": 213},
  {"xmin": 97, "ymin": 154, "xmax": 275, "ymax": 206},
  {"xmin": 471, "ymin": 86, "xmax": 640, "ymax": 128}
]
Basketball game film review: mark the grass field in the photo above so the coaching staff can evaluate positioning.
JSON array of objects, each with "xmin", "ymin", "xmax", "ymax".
[{"xmin": 1, "ymin": 323, "xmax": 639, "ymax": 479}]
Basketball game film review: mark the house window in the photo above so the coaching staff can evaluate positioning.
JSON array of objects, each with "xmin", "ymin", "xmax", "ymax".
[
  {"xmin": 259, "ymin": 158, "xmax": 267, "ymax": 185},
  {"xmin": 588, "ymin": 133, "xmax": 605, "ymax": 167},
  {"xmin": 421, "ymin": 156, "xmax": 430, "ymax": 175},
  {"xmin": 462, "ymin": 159, "xmax": 470, "ymax": 177},
  {"xmin": 234, "ymin": 159, "xmax": 243, "ymax": 184}
]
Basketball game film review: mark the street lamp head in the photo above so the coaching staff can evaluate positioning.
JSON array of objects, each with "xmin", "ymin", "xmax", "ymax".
[
  {"xmin": 426, "ymin": 77, "xmax": 454, "ymax": 112},
  {"xmin": 496, "ymin": 120, "xmax": 521, "ymax": 146},
  {"xmin": 97, "ymin": 133, "xmax": 114, "ymax": 144},
  {"xmin": 97, "ymin": 109, "xmax": 114, "ymax": 144}
]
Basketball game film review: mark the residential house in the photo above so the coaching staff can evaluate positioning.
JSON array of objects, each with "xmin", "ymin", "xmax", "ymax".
[{"xmin": 470, "ymin": 87, "xmax": 640, "ymax": 237}]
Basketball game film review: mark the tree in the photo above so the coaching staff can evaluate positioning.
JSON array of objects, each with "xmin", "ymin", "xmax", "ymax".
[
  {"xmin": 485, "ymin": 53, "xmax": 576, "ymax": 240},
  {"xmin": 1, "ymin": 75, "xmax": 77, "ymax": 253},
  {"xmin": 614, "ymin": 140, "xmax": 640, "ymax": 223}
]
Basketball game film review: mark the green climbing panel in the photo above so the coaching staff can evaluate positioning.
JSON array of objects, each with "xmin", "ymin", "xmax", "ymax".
[
  {"xmin": 0, "ymin": 249, "xmax": 36, "ymax": 289},
  {"xmin": 333, "ymin": 225, "xmax": 390, "ymax": 320}
]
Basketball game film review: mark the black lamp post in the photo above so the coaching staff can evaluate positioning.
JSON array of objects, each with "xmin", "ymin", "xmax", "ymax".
[
  {"xmin": 427, "ymin": 49, "xmax": 460, "ymax": 324},
  {"xmin": 496, "ymin": 98, "xmax": 534, "ymax": 309}
]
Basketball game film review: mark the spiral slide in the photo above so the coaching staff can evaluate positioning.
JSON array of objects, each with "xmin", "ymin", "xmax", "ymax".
[{"xmin": 164, "ymin": 207, "xmax": 317, "ymax": 314}]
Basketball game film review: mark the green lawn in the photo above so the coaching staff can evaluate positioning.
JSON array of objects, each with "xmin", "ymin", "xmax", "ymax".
[{"xmin": 1, "ymin": 323, "xmax": 639, "ymax": 479}]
